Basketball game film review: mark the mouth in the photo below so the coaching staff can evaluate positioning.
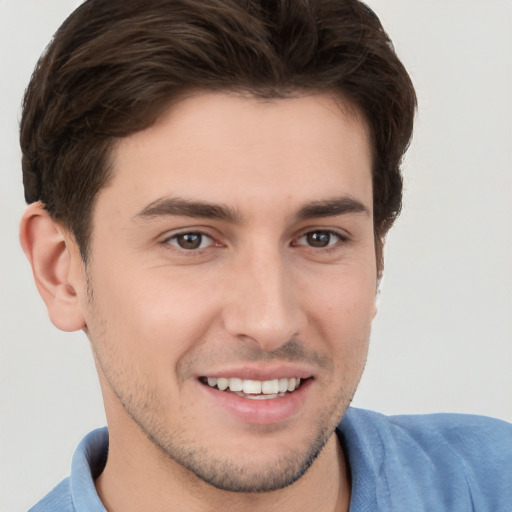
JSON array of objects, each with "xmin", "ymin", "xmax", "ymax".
[{"xmin": 199, "ymin": 376, "xmax": 307, "ymax": 400}]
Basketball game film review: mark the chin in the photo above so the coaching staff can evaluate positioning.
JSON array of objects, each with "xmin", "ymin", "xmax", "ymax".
[
  {"xmin": 138, "ymin": 410, "xmax": 339, "ymax": 493},
  {"xmin": 175, "ymin": 436, "xmax": 330, "ymax": 493}
]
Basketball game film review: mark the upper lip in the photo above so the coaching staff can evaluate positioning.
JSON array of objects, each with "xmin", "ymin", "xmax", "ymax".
[{"xmin": 197, "ymin": 364, "xmax": 315, "ymax": 381}]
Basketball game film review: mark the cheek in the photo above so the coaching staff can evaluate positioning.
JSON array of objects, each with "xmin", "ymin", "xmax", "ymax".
[
  {"xmin": 307, "ymin": 264, "xmax": 376, "ymax": 321},
  {"xmin": 85, "ymin": 265, "xmax": 222, "ymax": 373},
  {"xmin": 303, "ymin": 266, "xmax": 375, "ymax": 363}
]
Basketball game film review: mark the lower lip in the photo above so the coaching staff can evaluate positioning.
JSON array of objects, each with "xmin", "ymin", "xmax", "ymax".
[{"xmin": 198, "ymin": 379, "xmax": 312, "ymax": 426}]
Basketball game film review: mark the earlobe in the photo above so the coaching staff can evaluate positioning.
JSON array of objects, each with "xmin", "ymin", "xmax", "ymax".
[
  {"xmin": 373, "ymin": 295, "xmax": 379, "ymax": 319},
  {"xmin": 20, "ymin": 203, "xmax": 86, "ymax": 332}
]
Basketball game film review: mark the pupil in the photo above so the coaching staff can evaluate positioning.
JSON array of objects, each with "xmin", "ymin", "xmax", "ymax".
[
  {"xmin": 307, "ymin": 231, "xmax": 330, "ymax": 247},
  {"xmin": 178, "ymin": 233, "xmax": 201, "ymax": 249}
]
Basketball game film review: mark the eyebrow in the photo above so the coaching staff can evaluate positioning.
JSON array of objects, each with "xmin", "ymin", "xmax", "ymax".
[
  {"xmin": 134, "ymin": 195, "xmax": 369, "ymax": 223},
  {"xmin": 134, "ymin": 197, "xmax": 243, "ymax": 223},
  {"xmin": 297, "ymin": 197, "xmax": 369, "ymax": 220}
]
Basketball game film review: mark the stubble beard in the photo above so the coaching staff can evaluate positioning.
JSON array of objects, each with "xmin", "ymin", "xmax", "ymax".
[
  {"xmin": 119, "ymin": 404, "xmax": 348, "ymax": 493},
  {"xmin": 85, "ymin": 272, "xmax": 366, "ymax": 494},
  {"xmin": 91, "ymin": 336, "xmax": 361, "ymax": 494},
  {"xmin": 107, "ymin": 371, "xmax": 356, "ymax": 494}
]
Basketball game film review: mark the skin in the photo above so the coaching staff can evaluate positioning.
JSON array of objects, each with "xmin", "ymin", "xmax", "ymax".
[{"xmin": 21, "ymin": 92, "xmax": 377, "ymax": 511}]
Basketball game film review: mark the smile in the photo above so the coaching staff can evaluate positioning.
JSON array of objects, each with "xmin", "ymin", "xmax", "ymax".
[{"xmin": 200, "ymin": 377, "xmax": 303, "ymax": 400}]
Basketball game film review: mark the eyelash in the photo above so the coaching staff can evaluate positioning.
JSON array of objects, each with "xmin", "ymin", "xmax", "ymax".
[
  {"xmin": 293, "ymin": 229, "xmax": 347, "ymax": 250},
  {"xmin": 162, "ymin": 229, "xmax": 348, "ymax": 253},
  {"xmin": 163, "ymin": 231, "xmax": 216, "ymax": 251}
]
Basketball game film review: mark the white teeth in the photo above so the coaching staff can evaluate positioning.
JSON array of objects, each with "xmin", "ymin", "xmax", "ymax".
[
  {"xmin": 243, "ymin": 380, "xmax": 261, "ymax": 394},
  {"xmin": 261, "ymin": 379, "xmax": 279, "ymax": 395},
  {"xmin": 217, "ymin": 377, "xmax": 229, "ymax": 391},
  {"xmin": 228, "ymin": 377, "xmax": 243, "ymax": 392},
  {"xmin": 238, "ymin": 392, "xmax": 280, "ymax": 400},
  {"xmin": 204, "ymin": 376, "xmax": 303, "ymax": 394}
]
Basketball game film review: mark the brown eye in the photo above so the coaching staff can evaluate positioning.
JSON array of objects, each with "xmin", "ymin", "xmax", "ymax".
[
  {"xmin": 295, "ymin": 230, "xmax": 342, "ymax": 248},
  {"xmin": 306, "ymin": 231, "xmax": 331, "ymax": 247},
  {"xmin": 168, "ymin": 232, "xmax": 213, "ymax": 250}
]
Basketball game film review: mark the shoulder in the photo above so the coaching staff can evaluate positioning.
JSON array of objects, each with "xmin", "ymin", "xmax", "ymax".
[
  {"xmin": 28, "ymin": 427, "xmax": 108, "ymax": 512},
  {"xmin": 28, "ymin": 478, "xmax": 74, "ymax": 512},
  {"xmin": 338, "ymin": 408, "xmax": 512, "ymax": 511},
  {"xmin": 341, "ymin": 406, "xmax": 512, "ymax": 452},
  {"xmin": 385, "ymin": 411, "xmax": 512, "ymax": 484},
  {"xmin": 386, "ymin": 410, "xmax": 512, "ymax": 456}
]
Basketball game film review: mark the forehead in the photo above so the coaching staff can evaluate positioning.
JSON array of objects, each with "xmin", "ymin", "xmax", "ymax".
[{"xmin": 101, "ymin": 92, "xmax": 373, "ymax": 219}]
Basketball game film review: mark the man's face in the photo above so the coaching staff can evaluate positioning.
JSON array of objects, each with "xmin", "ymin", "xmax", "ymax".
[{"xmin": 76, "ymin": 92, "xmax": 376, "ymax": 491}]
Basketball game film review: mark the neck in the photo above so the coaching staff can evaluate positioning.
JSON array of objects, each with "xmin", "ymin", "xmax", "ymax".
[{"xmin": 95, "ymin": 422, "xmax": 350, "ymax": 512}]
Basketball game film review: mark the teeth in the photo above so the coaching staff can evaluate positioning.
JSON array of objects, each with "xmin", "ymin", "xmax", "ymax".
[
  {"xmin": 278, "ymin": 378, "xmax": 288, "ymax": 393},
  {"xmin": 234, "ymin": 391, "xmax": 282, "ymax": 400},
  {"xmin": 217, "ymin": 377, "xmax": 229, "ymax": 391},
  {"xmin": 243, "ymin": 379, "xmax": 261, "ymax": 394},
  {"xmin": 204, "ymin": 377, "xmax": 303, "ymax": 394},
  {"xmin": 261, "ymin": 379, "xmax": 279, "ymax": 394},
  {"xmin": 228, "ymin": 378, "xmax": 243, "ymax": 392}
]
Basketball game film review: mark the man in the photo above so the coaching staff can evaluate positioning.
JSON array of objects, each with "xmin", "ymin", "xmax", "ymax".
[{"xmin": 18, "ymin": 0, "xmax": 511, "ymax": 510}]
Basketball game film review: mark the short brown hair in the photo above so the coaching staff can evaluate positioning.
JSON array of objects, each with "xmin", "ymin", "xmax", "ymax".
[{"xmin": 20, "ymin": 0, "xmax": 416, "ymax": 269}]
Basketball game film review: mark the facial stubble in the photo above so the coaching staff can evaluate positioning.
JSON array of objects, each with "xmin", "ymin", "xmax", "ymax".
[{"xmin": 84, "ymin": 273, "xmax": 366, "ymax": 494}]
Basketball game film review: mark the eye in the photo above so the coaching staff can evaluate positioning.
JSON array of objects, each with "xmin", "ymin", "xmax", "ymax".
[
  {"xmin": 295, "ymin": 230, "xmax": 344, "ymax": 248},
  {"xmin": 166, "ymin": 232, "xmax": 214, "ymax": 250}
]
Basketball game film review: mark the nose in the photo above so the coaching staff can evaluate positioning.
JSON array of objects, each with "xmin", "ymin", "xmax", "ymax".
[{"xmin": 221, "ymin": 245, "xmax": 306, "ymax": 352}]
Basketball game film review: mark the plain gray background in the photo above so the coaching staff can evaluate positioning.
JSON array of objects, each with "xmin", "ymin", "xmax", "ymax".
[{"xmin": 1, "ymin": 1, "xmax": 511, "ymax": 510}]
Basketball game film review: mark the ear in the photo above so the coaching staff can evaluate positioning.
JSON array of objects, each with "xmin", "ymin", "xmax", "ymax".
[
  {"xmin": 20, "ymin": 203, "xmax": 86, "ymax": 332},
  {"xmin": 374, "ymin": 234, "xmax": 386, "ymax": 319},
  {"xmin": 373, "ymin": 283, "xmax": 380, "ymax": 319}
]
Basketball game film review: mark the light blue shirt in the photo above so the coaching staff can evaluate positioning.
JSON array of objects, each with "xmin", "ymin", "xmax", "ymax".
[{"xmin": 29, "ymin": 408, "xmax": 512, "ymax": 511}]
